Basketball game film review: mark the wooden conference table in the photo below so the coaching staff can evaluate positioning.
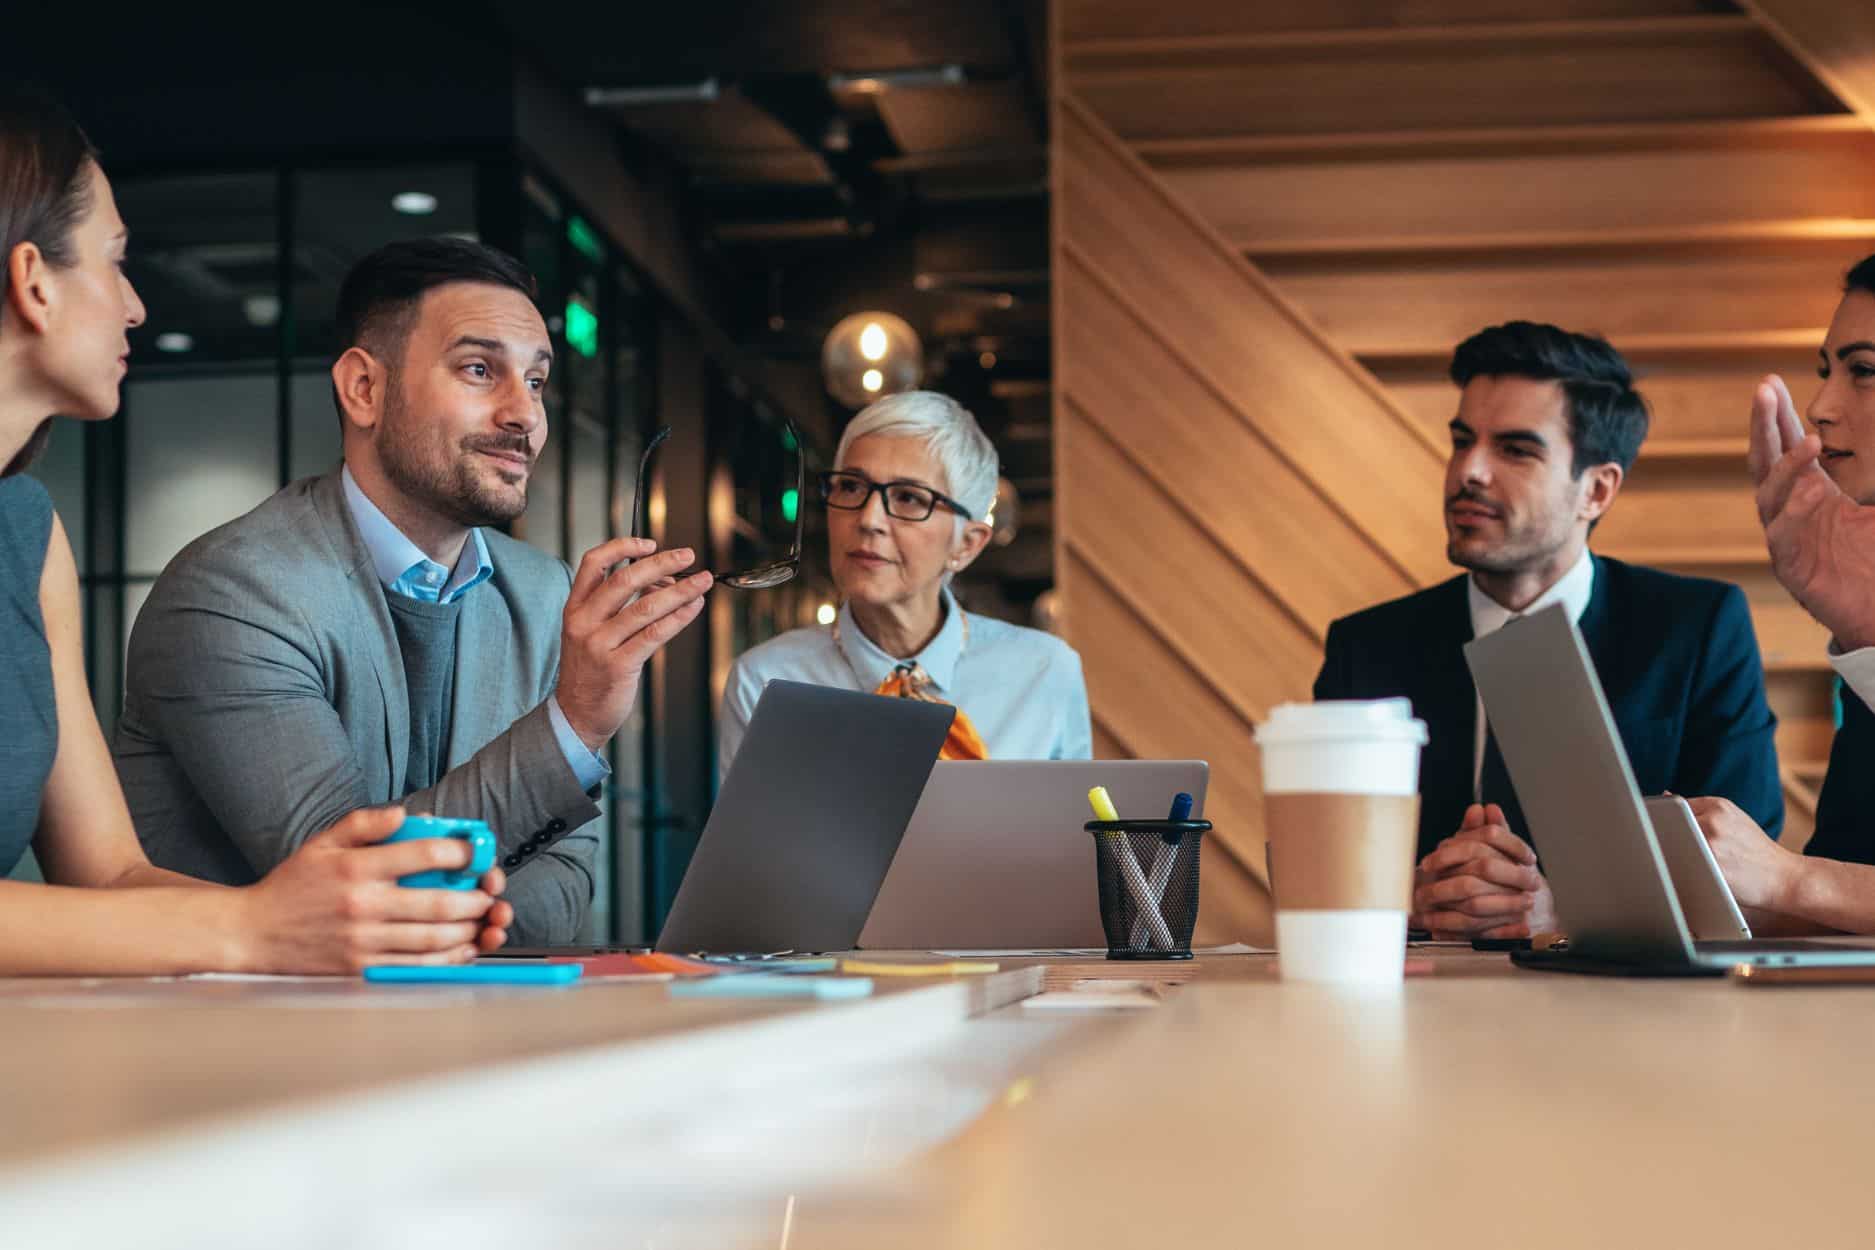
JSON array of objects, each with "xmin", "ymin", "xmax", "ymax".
[{"xmin": 2, "ymin": 949, "xmax": 1870, "ymax": 1249}]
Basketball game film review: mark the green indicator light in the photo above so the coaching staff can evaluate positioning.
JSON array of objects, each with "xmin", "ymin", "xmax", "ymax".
[
  {"xmin": 567, "ymin": 215, "xmax": 605, "ymax": 264},
  {"xmin": 781, "ymin": 488, "xmax": 799, "ymax": 523},
  {"xmin": 781, "ymin": 428, "xmax": 798, "ymax": 451},
  {"xmin": 565, "ymin": 298, "xmax": 599, "ymax": 358}
]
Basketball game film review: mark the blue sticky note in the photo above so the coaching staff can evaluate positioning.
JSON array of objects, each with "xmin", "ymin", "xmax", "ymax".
[{"xmin": 668, "ymin": 974, "xmax": 873, "ymax": 1000}]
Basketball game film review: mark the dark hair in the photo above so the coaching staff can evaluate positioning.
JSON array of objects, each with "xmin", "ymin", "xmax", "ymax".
[
  {"xmin": 332, "ymin": 237, "xmax": 537, "ymax": 414},
  {"xmin": 1845, "ymin": 252, "xmax": 1875, "ymax": 298},
  {"xmin": 0, "ymin": 85, "xmax": 98, "ymax": 477},
  {"xmin": 1449, "ymin": 320, "xmax": 1649, "ymax": 477}
]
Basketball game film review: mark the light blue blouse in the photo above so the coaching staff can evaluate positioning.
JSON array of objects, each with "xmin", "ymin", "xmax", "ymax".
[{"xmin": 717, "ymin": 588, "xmax": 1092, "ymax": 784}]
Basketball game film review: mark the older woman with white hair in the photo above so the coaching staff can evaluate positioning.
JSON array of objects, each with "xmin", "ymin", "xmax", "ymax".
[{"xmin": 718, "ymin": 390, "xmax": 1091, "ymax": 780}]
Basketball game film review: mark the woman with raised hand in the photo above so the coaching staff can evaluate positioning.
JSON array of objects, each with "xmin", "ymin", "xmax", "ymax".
[
  {"xmin": 0, "ymin": 84, "xmax": 511, "ymax": 973},
  {"xmin": 1694, "ymin": 251, "xmax": 1875, "ymax": 934}
]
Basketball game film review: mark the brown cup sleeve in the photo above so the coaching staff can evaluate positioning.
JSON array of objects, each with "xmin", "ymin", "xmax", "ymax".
[{"xmin": 1264, "ymin": 793, "xmax": 1420, "ymax": 911}]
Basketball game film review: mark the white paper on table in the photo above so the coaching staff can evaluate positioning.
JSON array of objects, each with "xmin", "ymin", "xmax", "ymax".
[{"xmin": 1021, "ymin": 988, "xmax": 1161, "ymax": 1010}]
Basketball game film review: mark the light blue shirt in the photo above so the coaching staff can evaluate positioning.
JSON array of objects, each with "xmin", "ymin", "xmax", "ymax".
[
  {"xmin": 339, "ymin": 466, "xmax": 608, "ymax": 791},
  {"xmin": 717, "ymin": 586, "xmax": 1092, "ymax": 784}
]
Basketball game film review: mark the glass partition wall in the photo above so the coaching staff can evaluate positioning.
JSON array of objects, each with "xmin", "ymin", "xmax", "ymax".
[{"xmin": 28, "ymin": 155, "xmax": 662, "ymax": 942}]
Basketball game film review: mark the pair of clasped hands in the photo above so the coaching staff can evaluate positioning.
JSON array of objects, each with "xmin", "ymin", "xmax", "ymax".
[{"xmin": 1414, "ymin": 376, "xmax": 1866, "ymax": 938}]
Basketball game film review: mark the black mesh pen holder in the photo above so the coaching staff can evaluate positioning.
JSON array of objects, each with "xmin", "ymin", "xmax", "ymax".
[{"xmin": 1086, "ymin": 820, "xmax": 1209, "ymax": 960}]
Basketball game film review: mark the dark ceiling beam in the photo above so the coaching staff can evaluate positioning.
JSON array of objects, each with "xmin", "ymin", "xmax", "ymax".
[
  {"xmin": 993, "ymin": 0, "xmax": 1051, "ymax": 144},
  {"xmin": 736, "ymin": 73, "xmax": 896, "ymax": 234}
]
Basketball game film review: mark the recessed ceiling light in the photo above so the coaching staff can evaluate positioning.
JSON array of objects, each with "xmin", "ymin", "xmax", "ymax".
[
  {"xmin": 861, "ymin": 368, "xmax": 883, "ymax": 393},
  {"xmin": 154, "ymin": 332, "xmax": 194, "ymax": 353},
  {"xmin": 392, "ymin": 191, "xmax": 438, "ymax": 216}
]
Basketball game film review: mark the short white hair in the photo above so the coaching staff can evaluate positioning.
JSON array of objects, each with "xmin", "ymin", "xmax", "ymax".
[{"xmin": 833, "ymin": 390, "xmax": 1000, "ymax": 525}]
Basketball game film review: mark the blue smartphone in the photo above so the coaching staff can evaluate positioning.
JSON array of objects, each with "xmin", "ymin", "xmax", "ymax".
[{"xmin": 362, "ymin": 962, "xmax": 583, "ymax": 985}]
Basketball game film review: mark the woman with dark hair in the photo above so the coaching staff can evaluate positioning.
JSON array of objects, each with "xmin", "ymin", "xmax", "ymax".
[
  {"xmin": 0, "ymin": 85, "xmax": 513, "ymax": 972},
  {"xmin": 1695, "ymin": 251, "xmax": 1875, "ymax": 933}
]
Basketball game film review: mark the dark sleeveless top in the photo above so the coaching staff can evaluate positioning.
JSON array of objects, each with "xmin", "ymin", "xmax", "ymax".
[{"xmin": 0, "ymin": 475, "xmax": 57, "ymax": 878}]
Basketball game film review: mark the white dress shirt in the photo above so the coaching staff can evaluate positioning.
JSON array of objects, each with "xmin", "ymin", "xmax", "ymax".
[
  {"xmin": 717, "ymin": 587, "xmax": 1092, "ymax": 785},
  {"xmin": 1466, "ymin": 548, "xmax": 1596, "ymax": 799}
]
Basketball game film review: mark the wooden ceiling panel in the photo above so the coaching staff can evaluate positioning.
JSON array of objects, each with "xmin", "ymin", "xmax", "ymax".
[
  {"xmin": 596, "ymin": 91, "xmax": 804, "ymax": 154},
  {"xmin": 876, "ymin": 82, "xmax": 1037, "ymax": 153},
  {"xmin": 1063, "ymin": 0, "xmax": 1732, "ymax": 43},
  {"xmin": 1070, "ymin": 21, "xmax": 1843, "ymax": 139},
  {"xmin": 1260, "ymin": 240, "xmax": 1862, "ymax": 359}
]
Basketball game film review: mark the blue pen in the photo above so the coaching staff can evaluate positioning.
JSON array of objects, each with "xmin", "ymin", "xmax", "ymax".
[{"xmin": 1130, "ymin": 792, "xmax": 1195, "ymax": 947}]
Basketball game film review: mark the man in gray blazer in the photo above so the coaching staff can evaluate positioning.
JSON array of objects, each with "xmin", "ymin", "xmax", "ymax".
[{"xmin": 114, "ymin": 238, "xmax": 710, "ymax": 944}]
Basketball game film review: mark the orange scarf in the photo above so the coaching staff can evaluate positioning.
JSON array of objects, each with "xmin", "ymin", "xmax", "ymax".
[{"xmin": 873, "ymin": 662, "xmax": 989, "ymax": 761}]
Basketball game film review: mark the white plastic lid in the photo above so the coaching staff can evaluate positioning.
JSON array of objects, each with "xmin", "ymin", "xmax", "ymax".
[{"xmin": 1255, "ymin": 699, "xmax": 1429, "ymax": 746}]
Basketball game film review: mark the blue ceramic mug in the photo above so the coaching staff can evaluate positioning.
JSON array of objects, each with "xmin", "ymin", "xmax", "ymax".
[{"xmin": 382, "ymin": 815, "xmax": 496, "ymax": 889}]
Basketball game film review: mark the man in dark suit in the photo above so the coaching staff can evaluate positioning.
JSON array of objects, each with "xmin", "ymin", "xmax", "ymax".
[{"xmin": 1314, "ymin": 321, "xmax": 1782, "ymax": 940}]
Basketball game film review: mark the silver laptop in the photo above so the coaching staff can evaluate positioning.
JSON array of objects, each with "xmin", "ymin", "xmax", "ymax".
[
  {"xmin": 655, "ymin": 680, "xmax": 956, "ymax": 955},
  {"xmin": 1465, "ymin": 605, "xmax": 1875, "ymax": 974},
  {"xmin": 1644, "ymin": 794, "xmax": 1751, "ymax": 941},
  {"xmin": 857, "ymin": 760, "xmax": 1209, "ymax": 950}
]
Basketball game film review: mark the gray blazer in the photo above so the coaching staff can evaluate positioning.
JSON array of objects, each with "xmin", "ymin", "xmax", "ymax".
[{"xmin": 113, "ymin": 470, "xmax": 601, "ymax": 944}]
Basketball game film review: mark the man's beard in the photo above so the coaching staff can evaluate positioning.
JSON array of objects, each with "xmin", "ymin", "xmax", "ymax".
[
  {"xmin": 1445, "ymin": 492, "xmax": 1572, "ymax": 575},
  {"xmin": 375, "ymin": 382, "xmax": 530, "ymax": 529}
]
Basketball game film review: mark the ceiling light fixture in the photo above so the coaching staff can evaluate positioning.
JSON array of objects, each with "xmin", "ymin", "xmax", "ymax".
[
  {"xmin": 828, "ymin": 65, "xmax": 965, "ymax": 94},
  {"xmin": 391, "ymin": 191, "xmax": 438, "ymax": 216},
  {"xmin": 822, "ymin": 312, "xmax": 921, "ymax": 409},
  {"xmin": 584, "ymin": 78, "xmax": 720, "ymax": 107},
  {"xmin": 154, "ymin": 332, "xmax": 194, "ymax": 353},
  {"xmin": 859, "ymin": 322, "xmax": 888, "ymax": 362}
]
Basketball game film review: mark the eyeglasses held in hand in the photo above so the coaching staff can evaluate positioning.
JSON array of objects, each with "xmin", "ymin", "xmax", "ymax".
[
  {"xmin": 629, "ymin": 417, "xmax": 803, "ymax": 590},
  {"xmin": 817, "ymin": 470, "xmax": 974, "ymax": 523}
]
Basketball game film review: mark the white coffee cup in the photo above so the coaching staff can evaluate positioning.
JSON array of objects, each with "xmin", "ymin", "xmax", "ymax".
[{"xmin": 1255, "ymin": 699, "xmax": 1428, "ymax": 985}]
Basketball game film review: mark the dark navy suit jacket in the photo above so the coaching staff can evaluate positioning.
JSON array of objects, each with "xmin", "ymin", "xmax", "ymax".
[
  {"xmin": 1809, "ymin": 684, "xmax": 1875, "ymax": 864},
  {"xmin": 1311, "ymin": 556, "xmax": 1784, "ymax": 862}
]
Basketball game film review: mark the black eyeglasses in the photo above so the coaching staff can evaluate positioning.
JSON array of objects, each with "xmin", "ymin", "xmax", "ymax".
[
  {"xmin": 630, "ymin": 416, "xmax": 803, "ymax": 590},
  {"xmin": 817, "ymin": 470, "xmax": 974, "ymax": 523}
]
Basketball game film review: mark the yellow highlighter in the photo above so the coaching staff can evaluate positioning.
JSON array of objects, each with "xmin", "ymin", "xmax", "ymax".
[
  {"xmin": 1087, "ymin": 785, "xmax": 1174, "ymax": 947},
  {"xmin": 839, "ymin": 959, "xmax": 999, "ymax": 977}
]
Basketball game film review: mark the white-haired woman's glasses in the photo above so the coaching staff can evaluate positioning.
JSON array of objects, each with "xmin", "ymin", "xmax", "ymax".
[
  {"xmin": 630, "ymin": 417, "xmax": 804, "ymax": 590},
  {"xmin": 817, "ymin": 470, "xmax": 974, "ymax": 522}
]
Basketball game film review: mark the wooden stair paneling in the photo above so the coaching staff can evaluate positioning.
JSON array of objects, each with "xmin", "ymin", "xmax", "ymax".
[
  {"xmin": 1066, "ymin": 547, "xmax": 1276, "ymax": 890},
  {"xmin": 1056, "ymin": 0, "xmax": 1866, "ymax": 939},
  {"xmin": 1639, "ymin": 362, "xmax": 1829, "ymax": 442},
  {"xmin": 1260, "ymin": 243, "xmax": 1862, "ymax": 362},
  {"xmin": 1594, "ymin": 486, "xmax": 1765, "ymax": 565},
  {"xmin": 1742, "ymin": 0, "xmax": 1875, "ymax": 131},
  {"xmin": 1092, "ymin": 719, "xmax": 1130, "ymax": 761},
  {"xmin": 1056, "ymin": 97, "xmax": 1450, "ymax": 586},
  {"xmin": 1057, "ymin": 265, "xmax": 1419, "ymax": 633},
  {"xmin": 1158, "ymin": 130, "xmax": 1875, "ymax": 255},
  {"xmin": 1091, "ymin": 707, "xmax": 1273, "ymax": 944},
  {"xmin": 1062, "ymin": 0, "xmax": 1728, "ymax": 43},
  {"xmin": 1376, "ymin": 358, "xmax": 1826, "ymax": 453},
  {"xmin": 1069, "ymin": 19, "xmax": 1839, "ymax": 141},
  {"xmin": 1768, "ymin": 667, "xmax": 1838, "ymax": 764},
  {"xmin": 1062, "ymin": 411, "xmax": 1327, "ymax": 716},
  {"xmin": 1753, "ymin": 601, "xmax": 1832, "ymax": 671}
]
